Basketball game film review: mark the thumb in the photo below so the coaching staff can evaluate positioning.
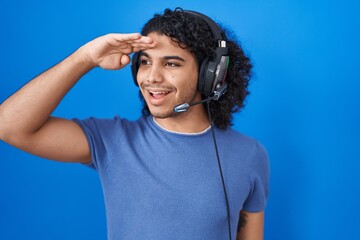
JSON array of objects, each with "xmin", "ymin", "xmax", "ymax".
[{"xmin": 120, "ymin": 55, "xmax": 131, "ymax": 66}]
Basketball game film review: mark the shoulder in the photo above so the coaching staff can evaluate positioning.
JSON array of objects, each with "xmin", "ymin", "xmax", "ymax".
[
  {"xmin": 218, "ymin": 127, "xmax": 267, "ymax": 152},
  {"xmin": 218, "ymin": 127, "xmax": 269, "ymax": 170},
  {"xmin": 73, "ymin": 115, "xmax": 150, "ymax": 140},
  {"xmin": 74, "ymin": 115, "xmax": 146, "ymax": 129},
  {"xmin": 72, "ymin": 116, "xmax": 150, "ymax": 167}
]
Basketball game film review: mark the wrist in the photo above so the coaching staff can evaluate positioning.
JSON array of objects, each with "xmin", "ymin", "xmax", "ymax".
[{"xmin": 72, "ymin": 46, "xmax": 97, "ymax": 71}]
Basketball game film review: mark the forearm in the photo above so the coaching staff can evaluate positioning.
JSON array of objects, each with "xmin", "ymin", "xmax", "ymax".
[{"xmin": 0, "ymin": 47, "xmax": 92, "ymax": 141}]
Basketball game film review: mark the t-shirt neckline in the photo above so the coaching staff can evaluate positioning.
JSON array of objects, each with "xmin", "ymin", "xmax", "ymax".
[{"xmin": 150, "ymin": 117, "xmax": 212, "ymax": 136}]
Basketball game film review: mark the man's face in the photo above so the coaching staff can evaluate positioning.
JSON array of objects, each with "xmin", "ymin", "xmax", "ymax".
[{"xmin": 137, "ymin": 32, "xmax": 200, "ymax": 119}]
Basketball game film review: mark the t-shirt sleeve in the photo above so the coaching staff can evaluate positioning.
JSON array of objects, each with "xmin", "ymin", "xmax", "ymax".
[
  {"xmin": 242, "ymin": 141, "xmax": 270, "ymax": 212},
  {"xmin": 73, "ymin": 116, "xmax": 123, "ymax": 170}
]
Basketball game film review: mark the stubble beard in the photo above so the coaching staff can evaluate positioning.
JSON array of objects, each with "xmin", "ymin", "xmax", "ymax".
[{"xmin": 151, "ymin": 109, "xmax": 178, "ymax": 119}]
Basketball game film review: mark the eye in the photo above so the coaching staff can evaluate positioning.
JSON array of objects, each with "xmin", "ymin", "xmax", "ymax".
[
  {"xmin": 165, "ymin": 62, "xmax": 180, "ymax": 67},
  {"xmin": 140, "ymin": 59, "xmax": 151, "ymax": 65}
]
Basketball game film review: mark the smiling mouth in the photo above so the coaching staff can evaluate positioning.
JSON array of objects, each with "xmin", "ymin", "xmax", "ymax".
[{"xmin": 149, "ymin": 90, "xmax": 170, "ymax": 99}]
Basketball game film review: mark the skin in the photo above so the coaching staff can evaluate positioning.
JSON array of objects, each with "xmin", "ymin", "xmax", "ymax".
[
  {"xmin": 136, "ymin": 32, "xmax": 210, "ymax": 133},
  {"xmin": 0, "ymin": 32, "xmax": 264, "ymax": 240},
  {"xmin": 237, "ymin": 211, "xmax": 264, "ymax": 240}
]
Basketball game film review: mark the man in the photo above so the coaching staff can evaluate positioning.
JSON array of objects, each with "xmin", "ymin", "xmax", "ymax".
[{"xmin": 0, "ymin": 8, "xmax": 269, "ymax": 240}]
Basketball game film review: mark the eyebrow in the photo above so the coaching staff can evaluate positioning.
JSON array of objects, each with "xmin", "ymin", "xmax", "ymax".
[{"xmin": 140, "ymin": 51, "xmax": 186, "ymax": 62}]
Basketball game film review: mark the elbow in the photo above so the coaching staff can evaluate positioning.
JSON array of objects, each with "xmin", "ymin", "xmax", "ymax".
[
  {"xmin": 0, "ymin": 123, "xmax": 30, "ymax": 149},
  {"xmin": 0, "ymin": 122, "xmax": 11, "ymax": 142},
  {"xmin": 0, "ymin": 108, "xmax": 5, "ymax": 141},
  {"xmin": 0, "ymin": 108, "xmax": 20, "ymax": 143},
  {"xmin": 0, "ymin": 107, "xmax": 38, "ymax": 148}
]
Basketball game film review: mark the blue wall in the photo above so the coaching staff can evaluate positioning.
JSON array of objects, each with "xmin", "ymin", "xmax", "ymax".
[{"xmin": 1, "ymin": 0, "xmax": 359, "ymax": 239}]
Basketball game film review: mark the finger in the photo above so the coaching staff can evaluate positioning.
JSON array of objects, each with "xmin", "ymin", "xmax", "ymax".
[
  {"xmin": 131, "ymin": 45, "xmax": 154, "ymax": 52},
  {"xmin": 130, "ymin": 43, "xmax": 150, "ymax": 49},
  {"xmin": 125, "ymin": 37, "xmax": 155, "ymax": 47},
  {"xmin": 131, "ymin": 35, "xmax": 154, "ymax": 44},
  {"xmin": 120, "ymin": 54, "xmax": 131, "ymax": 66},
  {"xmin": 111, "ymin": 33, "xmax": 142, "ymax": 42},
  {"xmin": 130, "ymin": 40, "xmax": 157, "ymax": 50}
]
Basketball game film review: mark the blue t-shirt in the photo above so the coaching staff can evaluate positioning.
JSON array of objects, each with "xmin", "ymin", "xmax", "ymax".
[{"xmin": 74, "ymin": 116, "xmax": 269, "ymax": 240}]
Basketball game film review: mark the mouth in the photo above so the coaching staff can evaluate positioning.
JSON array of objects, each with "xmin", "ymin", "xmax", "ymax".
[
  {"xmin": 141, "ymin": 85, "xmax": 175, "ymax": 106},
  {"xmin": 149, "ymin": 90, "xmax": 171, "ymax": 99}
]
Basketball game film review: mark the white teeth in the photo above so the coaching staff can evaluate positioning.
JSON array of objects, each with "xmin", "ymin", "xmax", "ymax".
[{"xmin": 149, "ymin": 91, "xmax": 168, "ymax": 95}]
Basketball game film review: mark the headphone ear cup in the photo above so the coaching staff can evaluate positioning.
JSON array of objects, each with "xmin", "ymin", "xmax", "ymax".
[
  {"xmin": 203, "ymin": 60, "xmax": 218, "ymax": 97},
  {"xmin": 131, "ymin": 52, "xmax": 140, "ymax": 86},
  {"xmin": 198, "ymin": 57, "xmax": 210, "ymax": 96},
  {"xmin": 215, "ymin": 55, "xmax": 230, "ymax": 87},
  {"xmin": 203, "ymin": 48, "xmax": 230, "ymax": 97}
]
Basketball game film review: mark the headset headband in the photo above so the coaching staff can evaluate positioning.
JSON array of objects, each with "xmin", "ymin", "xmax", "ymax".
[{"xmin": 183, "ymin": 10, "xmax": 226, "ymax": 42}]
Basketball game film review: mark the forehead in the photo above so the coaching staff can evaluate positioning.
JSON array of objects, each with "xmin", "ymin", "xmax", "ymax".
[{"xmin": 143, "ymin": 32, "xmax": 195, "ymax": 60}]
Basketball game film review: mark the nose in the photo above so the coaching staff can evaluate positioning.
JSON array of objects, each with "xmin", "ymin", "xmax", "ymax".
[{"xmin": 146, "ymin": 63, "xmax": 164, "ymax": 84}]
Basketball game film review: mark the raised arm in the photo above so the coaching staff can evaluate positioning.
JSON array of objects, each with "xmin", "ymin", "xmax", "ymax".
[{"xmin": 0, "ymin": 33, "xmax": 156, "ymax": 163}]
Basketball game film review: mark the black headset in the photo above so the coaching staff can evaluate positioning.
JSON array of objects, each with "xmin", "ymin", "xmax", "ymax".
[{"xmin": 131, "ymin": 10, "xmax": 230, "ymax": 99}]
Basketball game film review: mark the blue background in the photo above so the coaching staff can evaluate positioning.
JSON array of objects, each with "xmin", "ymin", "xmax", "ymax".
[{"xmin": 1, "ymin": 0, "xmax": 359, "ymax": 239}]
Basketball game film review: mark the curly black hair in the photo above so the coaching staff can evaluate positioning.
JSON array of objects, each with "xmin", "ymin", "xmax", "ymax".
[{"xmin": 139, "ymin": 8, "xmax": 252, "ymax": 129}]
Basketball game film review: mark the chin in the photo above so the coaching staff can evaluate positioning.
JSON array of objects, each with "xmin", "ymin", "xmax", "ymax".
[
  {"xmin": 148, "ymin": 105, "xmax": 179, "ymax": 119},
  {"xmin": 150, "ymin": 110, "xmax": 177, "ymax": 119}
]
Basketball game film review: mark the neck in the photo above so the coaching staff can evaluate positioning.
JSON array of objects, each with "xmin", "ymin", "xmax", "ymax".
[{"xmin": 153, "ymin": 104, "xmax": 210, "ymax": 133}]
